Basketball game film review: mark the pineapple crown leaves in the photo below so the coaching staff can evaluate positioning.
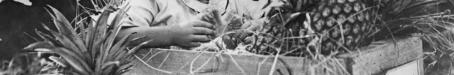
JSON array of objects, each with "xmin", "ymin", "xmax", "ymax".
[
  {"xmin": 24, "ymin": 3, "xmax": 145, "ymax": 75},
  {"xmin": 375, "ymin": 0, "xmax": 454, "ymax": 39},
  {"xmin": 378, "ymin": 0, "xmax": 442, "ymax": 21}
]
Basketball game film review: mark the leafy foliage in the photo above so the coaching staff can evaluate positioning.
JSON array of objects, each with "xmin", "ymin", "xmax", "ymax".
[{"xmin": 22, "ymin": 4, "xmax": 143, "ymax": 75}]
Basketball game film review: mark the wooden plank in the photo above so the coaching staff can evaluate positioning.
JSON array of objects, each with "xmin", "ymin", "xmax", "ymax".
[
  {"xmin": 125, "ymin": 37, "xmax": 422, "ymax": 75},
  {"xmin": 338, "ymin": 37, "xmax": 423, "ymax": 75},
  {"xmin": 125, "ymin": 49, "xmax": 340, "ymax": 75}
]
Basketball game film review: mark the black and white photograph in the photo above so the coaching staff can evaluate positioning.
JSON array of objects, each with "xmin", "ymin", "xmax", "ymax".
[{"xmin": 0, "ymin": 0, "xmax": 453, "ymax": 75}]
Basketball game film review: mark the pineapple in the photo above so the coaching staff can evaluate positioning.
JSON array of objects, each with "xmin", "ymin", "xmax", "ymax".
[
  {"xmin": 242, "ymin": 0, "xmax": 442, "ymax": 56},
  {"xmin": 244, "ymin": 0, "xmax": 379, "ymax": 55},
  {"xmin": 305, "ymin": 0, "xmax": 379, "ymax": 54}
]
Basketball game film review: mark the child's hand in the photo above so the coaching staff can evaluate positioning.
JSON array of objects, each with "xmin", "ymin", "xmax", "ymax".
[{"xmin": 169, "ymin": 19, "xmax": 215, "ymax": 48}]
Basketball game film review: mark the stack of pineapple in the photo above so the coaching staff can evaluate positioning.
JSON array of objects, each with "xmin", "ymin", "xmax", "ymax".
[
  {"xmin": 241, "ymin": 0, "xmax": 378, "ymax": 56},
  {"xmin": 221, "ymin": 0, "xmax": 445, "ymax": 56}
]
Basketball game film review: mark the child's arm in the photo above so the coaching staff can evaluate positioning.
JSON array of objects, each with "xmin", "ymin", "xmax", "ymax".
[{"xmin": 118, "ymin": 20, "xmax": 214, "ymax": 48}]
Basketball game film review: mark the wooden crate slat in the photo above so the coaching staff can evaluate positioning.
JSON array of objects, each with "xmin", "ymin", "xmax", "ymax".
[
  {"xmin": 338, "ymin": 37, "xmax": 423, "ymax": 75},
  {"xmin": 126, "ymin": 37, "xmax": 422, "ymax": 75},
  {"xmin": 126, "ymin": 49, "xmax": 332, "ymax": 75}
]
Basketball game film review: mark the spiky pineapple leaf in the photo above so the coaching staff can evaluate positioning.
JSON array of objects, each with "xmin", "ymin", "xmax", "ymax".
[
  {"xmin": 47, "ymin": 5, "xmax": 90, "ymax": 54},
  {"xmin": 25, "ymin": 2, "xmax": 140, "ymax": 74},
  {"xmin": 104, "ymin": 5, "xmax": 131, "ymax": 51},
  {"xmin": 23, "ymin": 41, "xmax": 55, "ymax": 50},
  {"xmin": 46, "ymin": 5, "xmax": 78, "ymax": 40}
]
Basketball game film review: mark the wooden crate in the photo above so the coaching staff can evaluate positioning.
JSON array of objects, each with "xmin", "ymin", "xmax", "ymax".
[{"xmin": 125, "ymin": 37, "xmax": 423, "ymax": 75}]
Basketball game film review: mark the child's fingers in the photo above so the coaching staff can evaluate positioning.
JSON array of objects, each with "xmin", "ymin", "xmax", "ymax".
[
  {"xmin": 191, "ymin": 35, "xmax": 211, "ymax": 42},
  {"xmin": 199, "ymin": 13, "xmax": 213, "ymax": 22},
  {"xmin": 192, "ymin": 27, "xmax": 215, "ymax": 35},
  {"xmin": 198, "ymin": 10, "xmax": 221, "ymax": 25},
  {"xmin": 192, "ymin": 21, "xmax": 214, "ymax": 29}
]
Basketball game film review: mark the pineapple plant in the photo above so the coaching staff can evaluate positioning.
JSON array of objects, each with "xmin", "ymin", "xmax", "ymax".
[{"xmin": 22, "ymin": 2, "xmax": 145, "ymax": 74}]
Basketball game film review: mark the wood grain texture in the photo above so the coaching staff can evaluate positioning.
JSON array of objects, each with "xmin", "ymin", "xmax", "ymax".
[
  {"xmin": 338, "ymin": 37, "xmax": 423, "ymax": 75},
  {"xmin": 126, "ymin": 37, "xmax": 422, "ymax": 75},
  {"xmin": 126, "ymin": 49, "xmax": 329, "ymax": 75}
]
